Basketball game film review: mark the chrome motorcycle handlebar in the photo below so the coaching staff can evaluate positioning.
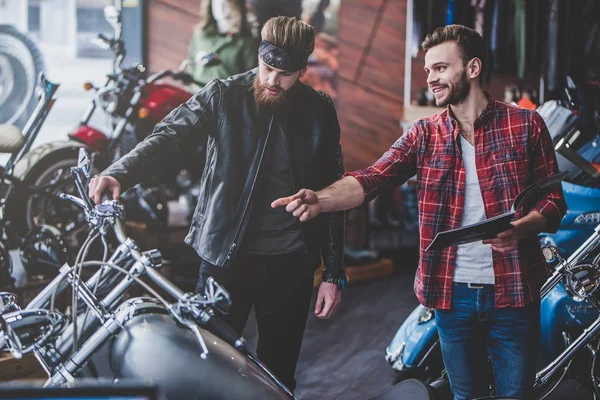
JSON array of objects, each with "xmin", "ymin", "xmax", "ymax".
[{"xmin": 540, "ymin": 224, "xmax": 600, "ymax": 299}]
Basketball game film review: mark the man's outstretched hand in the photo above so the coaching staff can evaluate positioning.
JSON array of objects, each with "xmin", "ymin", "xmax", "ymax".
[{"xmin": 271, "ymin": 188, "xmax": 322, "ymax": 222}]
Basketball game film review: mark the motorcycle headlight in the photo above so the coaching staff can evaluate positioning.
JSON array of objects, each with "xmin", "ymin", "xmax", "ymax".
[
  {"xmin": 417, "ymin": 307, "xmax": 434, "ymax": 324},
  {"xmin": 97, "ymin": 88, "xmax": 119, "ymax": 114}
]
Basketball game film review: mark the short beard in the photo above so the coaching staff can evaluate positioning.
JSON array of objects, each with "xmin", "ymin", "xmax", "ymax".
[
  {"xmin": 253, "ymin": 76, "xmax": 292, "ymax": 108},
  {"xmin": 438, "ymin": 70, "xmax": 471, "ymax": 107}
]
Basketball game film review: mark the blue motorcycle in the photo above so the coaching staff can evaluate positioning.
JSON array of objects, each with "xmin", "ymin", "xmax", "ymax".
[{"xmin": 385, "ymin": 181, "xmax": 600, "ymax": 383}]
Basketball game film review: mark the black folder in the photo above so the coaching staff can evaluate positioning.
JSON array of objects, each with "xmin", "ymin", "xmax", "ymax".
[{"xmin": 425, "ymin": 171, "xmax": 568, "ymax": 252}]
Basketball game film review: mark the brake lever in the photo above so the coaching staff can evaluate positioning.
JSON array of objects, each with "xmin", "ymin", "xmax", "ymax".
[
  {"xmin": 167, "ymin": 304, "xmax": 209, "ymax": 359},
  {"xmin": 58, "ymin": 193, "xmax": 91, "ymax": 214}
]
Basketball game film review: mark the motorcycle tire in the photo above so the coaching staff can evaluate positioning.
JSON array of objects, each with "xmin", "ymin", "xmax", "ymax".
[{"xmin": 0, "ymin": 25, "xmax": 45, "ymax": 130}]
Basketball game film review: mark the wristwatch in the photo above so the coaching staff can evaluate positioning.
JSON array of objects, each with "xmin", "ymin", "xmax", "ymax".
[{"xmin": 322, "ymin": 276, "xmax": 347, "ymax": 290}]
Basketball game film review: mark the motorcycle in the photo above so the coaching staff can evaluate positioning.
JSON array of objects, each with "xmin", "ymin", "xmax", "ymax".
[
  {"xmin": 0, "ymin": 73, "xmax": 94, "ymax": 282},
  {"xmin": 67, "ymin": 6, "xmax": 205, "ymax": 229},
  {"xmin": 0, "ymin": 148, "xmax": 295, "ymax": 399}
]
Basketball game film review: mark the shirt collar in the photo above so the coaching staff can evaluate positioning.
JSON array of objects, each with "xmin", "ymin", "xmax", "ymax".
[{"xmin": 445, "ymin": 92, "xmax": 496, "ymax": 139}]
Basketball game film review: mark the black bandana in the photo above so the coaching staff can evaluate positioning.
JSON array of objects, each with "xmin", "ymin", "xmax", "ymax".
[{"xmin": 258, "ymin": 40, "xmax": 309, "ymax": 72}]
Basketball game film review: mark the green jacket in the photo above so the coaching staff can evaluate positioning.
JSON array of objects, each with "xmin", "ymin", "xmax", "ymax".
[{"xmin": 189, "ymin": 24, "xmax": 258, "ymax": 85}]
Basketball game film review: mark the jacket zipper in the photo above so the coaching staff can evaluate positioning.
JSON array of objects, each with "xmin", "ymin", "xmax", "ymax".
[{"xmin": 226, "ymin": 112, "xmax": 276, "ymax": 261}]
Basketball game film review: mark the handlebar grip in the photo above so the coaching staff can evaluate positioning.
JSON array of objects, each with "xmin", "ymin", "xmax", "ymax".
[{"xmin": 204, "ymin": 312, "xmax": 245, "ymax": 350}]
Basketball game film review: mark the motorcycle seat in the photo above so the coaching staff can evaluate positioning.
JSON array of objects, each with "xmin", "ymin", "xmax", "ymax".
[{"xmin": 0, "ymin": 124, "xmax": 24, "ymax": 154}]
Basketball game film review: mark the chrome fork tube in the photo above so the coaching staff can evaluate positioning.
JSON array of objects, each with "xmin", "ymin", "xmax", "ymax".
[{"xmin": 535, "ymin": 315, "xmax": 600, "ymax": 391}]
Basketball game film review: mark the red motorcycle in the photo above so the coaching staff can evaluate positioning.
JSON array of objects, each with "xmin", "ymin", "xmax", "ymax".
[{"xmin": 67, "ymin": 6, "xmax": 204, "ymax": 229}]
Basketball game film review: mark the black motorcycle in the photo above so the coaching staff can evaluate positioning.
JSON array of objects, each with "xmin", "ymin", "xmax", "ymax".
[{"xmin": 0, "ymin": 148, "xmax": 295, "ymax": 399}]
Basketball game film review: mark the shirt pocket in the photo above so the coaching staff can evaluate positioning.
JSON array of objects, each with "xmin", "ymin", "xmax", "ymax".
[
  {"xmin": 420, "ymin": 154, "xmax": 455, "ymax": 189},
  {"xmin": 492, "ymin": 147, "xmax": 528, "ymax": 186}
]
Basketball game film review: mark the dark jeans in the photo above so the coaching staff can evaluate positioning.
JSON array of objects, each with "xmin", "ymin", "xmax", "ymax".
[
  {"xmin": 435, "ymin": 283, "xmax": 540, "ymax": 400},
  {"xmin": 195, "ymin": 250, "xmax": 314, "ymax": 392}
]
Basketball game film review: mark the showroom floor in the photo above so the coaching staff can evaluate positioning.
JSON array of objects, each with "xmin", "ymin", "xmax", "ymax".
[{"xmin": 237, "ymin": 253, "xmax": 595, "ymax": 400}]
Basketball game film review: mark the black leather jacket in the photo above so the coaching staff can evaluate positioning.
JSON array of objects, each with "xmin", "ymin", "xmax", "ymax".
[{"xmin": 102, "ymin": 69, "xmax": 345, "ymax": 280}]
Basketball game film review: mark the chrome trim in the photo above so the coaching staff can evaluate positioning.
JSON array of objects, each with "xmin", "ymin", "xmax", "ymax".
[{"xmin": 385, "ymin": 342, "xmax": 405, "ymax": 366}]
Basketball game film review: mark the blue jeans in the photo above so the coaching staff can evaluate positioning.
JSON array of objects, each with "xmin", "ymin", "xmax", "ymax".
[{"xmin": 435, "ymin": 282, "xmax": 540, "ymax": 400}]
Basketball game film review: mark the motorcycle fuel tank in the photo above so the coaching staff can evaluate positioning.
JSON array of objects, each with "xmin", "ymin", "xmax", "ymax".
[
  {"xmin": 68, "ymin": 125, "xmax": 109, "ymax": 152},
  {"xmin": 110, "ymin": 312, "xmax": 292, "ymax": 400},
  {"xmin": 140, "ymin": 83, "xmax": 192, "ymax": 125}
]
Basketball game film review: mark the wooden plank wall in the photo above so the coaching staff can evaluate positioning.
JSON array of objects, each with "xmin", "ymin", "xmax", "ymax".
[
  {"xmin": 146, "ymin": 0, "xmax": 408, "ymax": 172},
  {"xmin": 147, "ymin": 0, "xmax": 200, "ymax": 73},
  {"xmin": 337, "ymin": 0, "xmax": 406, "ymax": 172}
]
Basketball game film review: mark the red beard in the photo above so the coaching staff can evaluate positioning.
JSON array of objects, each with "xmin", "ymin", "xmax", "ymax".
[{"xmin": 253, "ymin": 76, "xmax": 290, "ymax": 108}]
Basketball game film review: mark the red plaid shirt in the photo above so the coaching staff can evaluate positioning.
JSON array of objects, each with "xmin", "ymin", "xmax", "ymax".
[{"xmin": 347, "ymin": 97, "xmax": 566, "ymax": 309}]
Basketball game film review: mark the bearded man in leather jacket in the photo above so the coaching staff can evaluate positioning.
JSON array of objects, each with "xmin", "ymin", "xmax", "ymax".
[{"xmin": 88, "ymin": 16, "xmax": 345, "ymax": 392}]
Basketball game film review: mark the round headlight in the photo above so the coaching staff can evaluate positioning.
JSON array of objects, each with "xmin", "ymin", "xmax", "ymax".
[{"xmin": 97, "ymin": 88, "xmax": 119, "ymax": 114}]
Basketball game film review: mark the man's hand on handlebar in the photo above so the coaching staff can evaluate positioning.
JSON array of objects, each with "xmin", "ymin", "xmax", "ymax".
[{"xmin": 88, "ymin": 176, "xmax": 121, "ymax": 205}]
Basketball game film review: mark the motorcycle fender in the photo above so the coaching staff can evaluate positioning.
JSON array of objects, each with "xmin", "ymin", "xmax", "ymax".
[
  {"xmin": 11, "ymin": 140, "xmax": 87, "ymax": 181},
  {"xmin": 386, "ymin": 305, "xmax": 439, "ymax": 372},
  {"xmin": 68, "ymin": 125, "xmax": 109, "ymax": 152},
  {"xmin": 3, "ymin": 140, "xmax": 88, "ymax": 245}
]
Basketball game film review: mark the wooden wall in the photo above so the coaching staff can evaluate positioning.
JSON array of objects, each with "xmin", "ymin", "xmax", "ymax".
[
  {"xmin": 146, "ymin": 0, "xmax": 408, "ymax": 172},
  {"xmin": 147, "ymin": 0, "xmax": 200, "ymax": 73},
  {"xmin": 337, "ymin": 0, "xmax": 406, "ymax": 171}
]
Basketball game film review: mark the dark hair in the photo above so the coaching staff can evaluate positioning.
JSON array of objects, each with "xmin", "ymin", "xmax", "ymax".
[{"xmin": 422, "ymin": 24, "xmax": 488, "ymax": 83}]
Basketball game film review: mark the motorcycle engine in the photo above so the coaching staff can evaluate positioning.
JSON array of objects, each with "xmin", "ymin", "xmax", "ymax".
[{"xmin": 20, "ymin": 225, "xmax": 69, "ymax": 279}]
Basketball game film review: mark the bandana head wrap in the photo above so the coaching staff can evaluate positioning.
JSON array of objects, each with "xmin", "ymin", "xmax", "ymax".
[{"xmin": 258, "ymin": 40, "xmax": 309, "ymax": 72}]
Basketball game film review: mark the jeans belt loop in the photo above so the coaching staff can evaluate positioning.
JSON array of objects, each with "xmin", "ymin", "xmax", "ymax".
[{"xmin": 467, "ymin": 282, "xmax": 486, "ymax": 289}]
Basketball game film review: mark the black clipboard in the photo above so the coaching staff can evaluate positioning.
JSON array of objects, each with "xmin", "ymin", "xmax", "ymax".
[{"xmin": 425, "ymin": 171, "xmax": 568, "ymax": 252}]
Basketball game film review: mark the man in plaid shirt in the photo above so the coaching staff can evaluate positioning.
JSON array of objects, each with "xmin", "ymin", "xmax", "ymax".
[{"xmin": 273, "ymin": 25, "xmax": 566, "ymax": 399}]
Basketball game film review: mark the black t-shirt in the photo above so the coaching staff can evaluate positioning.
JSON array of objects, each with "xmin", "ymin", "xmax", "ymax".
[{"xmin": 243, "ymin": 115, "xmax": 304, "ymax": 255}]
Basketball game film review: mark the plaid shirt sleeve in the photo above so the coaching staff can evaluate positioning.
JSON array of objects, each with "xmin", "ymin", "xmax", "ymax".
[
  {"xmin": 528, "ymin": 111, "xmax": 567, "ymax": 233},
  {"xmin": 345, "ymin": 125, "xmax": 420, "ymax": 202}
]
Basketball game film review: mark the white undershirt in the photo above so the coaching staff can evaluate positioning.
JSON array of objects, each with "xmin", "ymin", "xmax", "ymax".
[{"xmin": 453, "ymin": 135, "xmax": 494, "ymax": 284}]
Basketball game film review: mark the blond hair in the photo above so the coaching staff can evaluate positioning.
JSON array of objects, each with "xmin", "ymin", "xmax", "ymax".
[{"xmin": 261, "ymin": 16, "xmax": 315, "ymax": 57}]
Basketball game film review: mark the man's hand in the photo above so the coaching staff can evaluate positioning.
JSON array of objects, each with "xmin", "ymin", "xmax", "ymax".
[
  {"xmin": 271, "ymin": 189, "xmax": 322, "ymax": 222},
  {"xmin": 483, "ymin": 222, "xmax": 523, "ymax": 253},
  {"xmin": 88, "ymin": 175, "xmax": 121, "ymax": 205},
  {"xmin": 314, "ymin": 282, "xmax": 341, "ymax": 319}
]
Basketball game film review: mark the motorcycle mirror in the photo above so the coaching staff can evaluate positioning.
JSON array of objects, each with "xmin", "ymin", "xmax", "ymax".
[
  {"xmin": 104, "ymin": 6, "xmax": 122, "ymax": 39},
  {"xmin": 77, "ymin": 148, "xmax": 92, "ymax": 179}
]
